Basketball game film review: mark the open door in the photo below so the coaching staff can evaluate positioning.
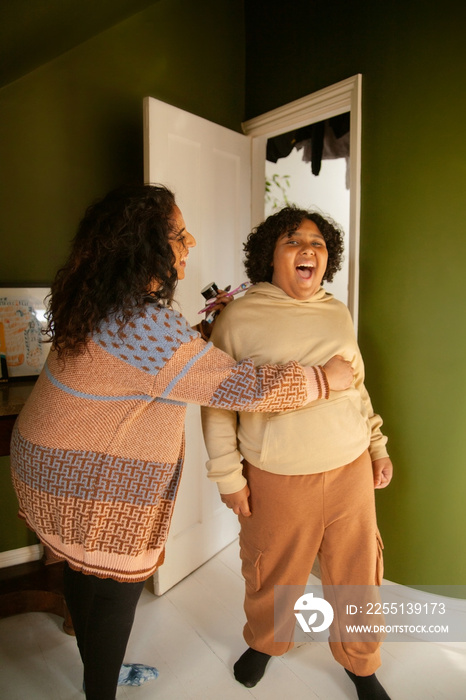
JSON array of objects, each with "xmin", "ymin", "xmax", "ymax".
[{"xmin": 143, "ymin": 97, "xmax": 251, "ymax": 594}]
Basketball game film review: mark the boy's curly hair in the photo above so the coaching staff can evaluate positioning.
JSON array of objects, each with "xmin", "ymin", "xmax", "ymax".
[{"xmin": 244, "ymin": 206, "xmax": 344, "ymax": 284}]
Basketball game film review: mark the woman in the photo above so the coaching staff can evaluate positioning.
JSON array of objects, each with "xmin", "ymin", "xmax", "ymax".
[
  {"xmin": 202, "ymin": 207, "xmax": 393, "ymax": 700},
  {"xmin": 10, "ymin": 185, "xmax": 353, "ymax": 700}
]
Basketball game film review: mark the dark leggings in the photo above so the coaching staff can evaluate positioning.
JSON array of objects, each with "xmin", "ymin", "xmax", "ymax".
[{"xmin": 63, "ymin": 563, "xmax": 146, "ymax": 700}]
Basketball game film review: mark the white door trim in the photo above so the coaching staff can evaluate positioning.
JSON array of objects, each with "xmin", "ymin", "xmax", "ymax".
[{"xmin": 242, "ymin": 75, "xmax": 362, "ymax": 329}]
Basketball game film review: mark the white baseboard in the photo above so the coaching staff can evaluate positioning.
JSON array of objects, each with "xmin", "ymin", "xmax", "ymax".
[{"xmin": 0, "ymin": 544, "xmax": 43, "ymax": 569}]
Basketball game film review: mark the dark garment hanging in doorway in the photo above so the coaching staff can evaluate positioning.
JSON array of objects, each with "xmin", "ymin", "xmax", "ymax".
[{"xmin": 266, "ymin": 113, "xmax": 350, "ymax": 177}]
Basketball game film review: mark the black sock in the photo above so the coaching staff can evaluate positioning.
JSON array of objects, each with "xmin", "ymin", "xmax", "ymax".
[
  {"xmin": 233, "ymin": 647, "xmax": 271, "ymax": 687},
  {"xmin": 345, "ymin": 669, "xmax": 391, "ymax": 700}
]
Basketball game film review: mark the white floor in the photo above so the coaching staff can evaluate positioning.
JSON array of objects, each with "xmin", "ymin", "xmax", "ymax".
[{"xmin": 1, "ymin": 540, "xmax": 465, "ymax": 699}]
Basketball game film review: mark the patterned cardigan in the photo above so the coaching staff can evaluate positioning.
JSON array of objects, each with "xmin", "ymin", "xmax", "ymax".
[{"xmin": 10, "ymin": 304, "xmax": 321, "ymax": 582}]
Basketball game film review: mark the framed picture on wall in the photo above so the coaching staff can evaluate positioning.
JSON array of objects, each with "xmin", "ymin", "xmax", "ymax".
[{"xmin": 0, "ymin": 288, "xmax": 51, "ymax": 380}]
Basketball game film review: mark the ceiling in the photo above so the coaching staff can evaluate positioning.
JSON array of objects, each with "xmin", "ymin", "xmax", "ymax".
[{"xmin": 0, "ymin": 0, "xmax": 160, "ymax": 88}]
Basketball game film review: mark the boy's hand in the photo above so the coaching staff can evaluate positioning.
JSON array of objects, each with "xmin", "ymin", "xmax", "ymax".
[
  {"xmin": 221, "ymin": 484, "xmax": 251, "ymax": 517},
  {"xmin": 323, "ymin": 354, "xmax": 354, "ymax": 391},
  {"xmin": 373, "ymin": 458, "xmax": 393, "ymax": 489}
]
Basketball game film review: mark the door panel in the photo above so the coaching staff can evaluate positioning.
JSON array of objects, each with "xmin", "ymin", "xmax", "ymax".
[{"xmin": 143, "ymin": 97, "xmax": 250, "ymax": 594}]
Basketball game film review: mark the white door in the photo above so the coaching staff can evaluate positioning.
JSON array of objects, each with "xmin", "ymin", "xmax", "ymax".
[{"xmin": 143, "ymin": 97, "xmax": 251, "ymax": 594}]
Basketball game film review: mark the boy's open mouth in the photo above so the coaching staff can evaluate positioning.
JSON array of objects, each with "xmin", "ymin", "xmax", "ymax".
[{"xmin": 296, "ymin": 264, "xmax": 314, "ymax": 280}]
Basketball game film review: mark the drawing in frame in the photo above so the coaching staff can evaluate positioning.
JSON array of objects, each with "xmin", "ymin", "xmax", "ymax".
[{"xmin": 0, "ymin": 287, "xmax": 51, "ymax": 380}]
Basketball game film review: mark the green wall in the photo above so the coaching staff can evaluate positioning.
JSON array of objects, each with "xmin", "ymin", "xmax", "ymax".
[
  {"xmin": 0, "ymin": 0, "xmax": 245, "ymax": 551},
  {"xmin": 245, "ymin": 0, "xmax": 466, "ymax": 586},
  {"xmin": 0, "ymin": 0, "xmax": 245, "ymax": 286},
  {"xmin": 2, "ymin": 0, "xmax": 465, "ymax": 589}
]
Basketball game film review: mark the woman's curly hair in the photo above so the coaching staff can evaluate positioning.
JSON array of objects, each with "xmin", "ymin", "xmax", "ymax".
[
  {"xmin": 46, "ymin": 183, "xmax": 179, "ymax": 357},
  {"xmin": 244, "ymin": 206, "xmax": 344, "ymax": 284}
]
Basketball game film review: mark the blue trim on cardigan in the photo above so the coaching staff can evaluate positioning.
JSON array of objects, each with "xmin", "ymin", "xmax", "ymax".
[
  {"xmin": 45, "ymin": 363, "xmax": 154, "ymax": 403},
  {"xmin": 161, "ymin": 342, "xmax": 213, "ymax": 398}
]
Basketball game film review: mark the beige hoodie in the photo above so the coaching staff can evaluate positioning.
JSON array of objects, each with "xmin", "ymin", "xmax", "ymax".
[{"xmin": 201, "ymin": 283, "xmax": 388, "ymax": 494}]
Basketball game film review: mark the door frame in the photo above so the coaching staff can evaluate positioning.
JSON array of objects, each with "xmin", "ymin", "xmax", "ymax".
[{"xmin": 242, "ymin": 74, "xmax": 362, "ymax": 330}]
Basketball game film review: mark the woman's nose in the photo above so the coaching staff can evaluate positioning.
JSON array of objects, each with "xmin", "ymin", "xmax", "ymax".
[{"xmin": 186, "ymin": 231, "xmax": 196, "ymax": 248}]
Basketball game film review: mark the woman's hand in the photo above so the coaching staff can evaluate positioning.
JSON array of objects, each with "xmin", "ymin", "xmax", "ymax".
[
  {"xmin": 221, "ymin": 484, "xmax": 251, "ymax": 517},
  {"xmin": 194, "ymin": 288, "xmax": 234, "ymax": 340},
  {"xmin": 372, "ymin": 457, "xmax": 393, "ymax": 489},
  {"xmin": 323, "ymin": 354, "xmax": 354, "ymax": 391},
  {"xmin": 207, "ymin": 288, "xmax": 234, "ymax": 317}
]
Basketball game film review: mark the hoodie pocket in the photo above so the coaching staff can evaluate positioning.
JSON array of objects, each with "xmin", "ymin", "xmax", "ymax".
[{"xmin": 259, "ymin": 395, "xmax": 370, "ymax": 472}]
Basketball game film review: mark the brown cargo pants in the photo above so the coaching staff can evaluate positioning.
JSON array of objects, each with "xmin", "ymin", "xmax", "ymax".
[{"xmin": 238, "ymin": 450, "xmax": 384, "ymax": 677}]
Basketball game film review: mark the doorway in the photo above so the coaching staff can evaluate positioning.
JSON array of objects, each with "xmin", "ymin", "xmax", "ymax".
[
  {"xmin": 243, "ymin": 74, "xmax": 362, "ymax": 329},
  {"xmin": 264, "ymin": 115, "xmax": 350, "ymax": 305},
  {"xmin": 142, "ymin": 75, "xmax": 362, "ymax": 593}
]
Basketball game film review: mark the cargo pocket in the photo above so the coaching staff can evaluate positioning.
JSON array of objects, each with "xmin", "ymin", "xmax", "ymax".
[
  {"xmin": 375, "ymin": 529, "xmax": 384, "ymax": 586},
  {"xmin": 239, "ymin": 539, "xmax": 263, "ymax": 593}
]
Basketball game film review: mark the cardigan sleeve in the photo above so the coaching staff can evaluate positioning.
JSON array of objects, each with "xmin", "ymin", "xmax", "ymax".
[
  {"xmin": 94, "ymin": 305, "xmax": 325, "ymax": 412},
  {"xmin": 151, "ymin": 334, "xmax": 327, "ymax": 413}
]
